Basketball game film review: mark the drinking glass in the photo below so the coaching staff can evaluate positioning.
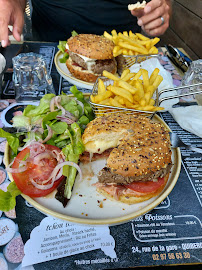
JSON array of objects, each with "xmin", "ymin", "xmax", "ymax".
[
  {"xmin": 180, "ymin": 59, "xmax": 202, "ymax": 105},
  {"xmin": 12, "ymin": 52, "xmax": 55, "ymax": 101}
]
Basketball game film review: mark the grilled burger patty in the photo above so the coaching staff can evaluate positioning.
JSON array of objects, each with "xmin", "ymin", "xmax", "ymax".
[
  {"xmin": 69, "ymin": 51, "xmax": 117, "ymax": 74},
  {"xmin": 98, "ymin": 163, "xmax": 172, "ymax": 185}
]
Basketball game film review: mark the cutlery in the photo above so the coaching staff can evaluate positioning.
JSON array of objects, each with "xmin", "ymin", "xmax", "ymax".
[
  {"xmin": 165, "ymin": 44, "xmax": 192, "ymax": 73},
  {"xmin": 169, "ymin": 132, "xmax": 202, "ymax": 154}
]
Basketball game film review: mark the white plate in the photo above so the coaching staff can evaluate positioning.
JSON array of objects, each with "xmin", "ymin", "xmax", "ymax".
[
  {"xmin": 54, "ymin": 51, "xmax": 94, "ymax": 90},
  {"xmin": 5, "ymin": 115, "xmax": 181, "ymax": 226}
]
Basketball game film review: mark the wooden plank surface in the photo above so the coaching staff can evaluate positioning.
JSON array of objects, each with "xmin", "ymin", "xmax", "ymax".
[
  {"xmin": 169, "ymin": 2, "xmax": 202, "ymax": 58},
  {"xmin": 159, "ymin": 28, "xmax": 198, "ymax": 60},
  {"xmin": 176, "ymin": 0, "xmax": 202, "ymax": 18}
]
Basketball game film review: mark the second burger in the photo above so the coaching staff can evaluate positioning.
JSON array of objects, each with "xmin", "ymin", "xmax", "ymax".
[{"xmin": 66, "ymin": 34, "xmax": 117, "ymax": 83}]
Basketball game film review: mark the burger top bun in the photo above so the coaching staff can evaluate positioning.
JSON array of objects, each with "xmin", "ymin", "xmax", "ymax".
[
  {"xmin": 67, "ymin": 34, "xmax": 114, "ymax": 60},
  {"xmin": 82, "ymin": 114, "xmax": 172, "ymax": 178}
]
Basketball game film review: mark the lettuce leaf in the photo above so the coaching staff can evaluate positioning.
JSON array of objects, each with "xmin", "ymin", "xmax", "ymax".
[
  {"xmin": 0, "ymin": 129, "xmax": 19, "ymax": 155},
  {"xmin": 0, "ymin": 182, "xmax": 21, "ymax": 212}
]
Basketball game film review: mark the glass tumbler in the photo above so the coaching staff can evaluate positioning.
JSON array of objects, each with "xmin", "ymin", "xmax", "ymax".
[
  {"xmin": 180, "ymin": 59, "xmax": 202, "ymax": 104},
  {"xmin": 12, "ymin": 52, "xmax": 55, "ymax": 101}
]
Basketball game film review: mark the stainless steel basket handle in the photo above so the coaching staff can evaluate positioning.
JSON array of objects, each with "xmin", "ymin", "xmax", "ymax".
[{"xmin": 158, "ymin": 82, "xmax": 202, "ymax": 105}]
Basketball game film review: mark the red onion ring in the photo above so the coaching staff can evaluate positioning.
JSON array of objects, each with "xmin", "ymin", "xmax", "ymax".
[{"xmin": 40, "ymin": 125, "xmax": 53, "ymax": 143}]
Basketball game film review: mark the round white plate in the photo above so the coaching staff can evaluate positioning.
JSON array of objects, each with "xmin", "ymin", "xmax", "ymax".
[
  {"xmin": 1, "ymin": 102, "xmax": 39, "ymax": 127},
  {"xmin": 5, "ymin": 115, "xmax": 181, "ymax": 226},
  {"xmin": 54, "ymin": 51, "xmax": 94, "ymax": 90}
]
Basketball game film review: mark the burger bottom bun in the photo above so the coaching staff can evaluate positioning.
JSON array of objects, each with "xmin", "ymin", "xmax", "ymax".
[
  {"xmin": 96, "ymin": 173, "xmax": 170, "ymax": 205},
  {"xmin": 66, "ymin": 57, "xmax": 117, "ymax": 83}
]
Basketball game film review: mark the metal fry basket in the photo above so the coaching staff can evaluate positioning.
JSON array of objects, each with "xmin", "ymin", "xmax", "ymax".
[
  {"xmin": 90, "ymin": 77, "xmax": 158, "ymax": 118},
  {"xmin": 117, "ymin": 54, "xmax": 159, "ymax": 75},
  {"xmin": 90, "ymin": 79, "xmax": 202, "ymax": 118}
]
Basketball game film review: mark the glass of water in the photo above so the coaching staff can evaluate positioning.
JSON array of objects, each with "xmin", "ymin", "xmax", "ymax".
[{"xmin": 12, "ymin": 52, "xmax": 55, "ymax": 101}]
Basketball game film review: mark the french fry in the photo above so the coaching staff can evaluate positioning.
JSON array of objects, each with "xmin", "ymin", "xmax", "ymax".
[
  {"xmin": 94, "ymin": 90, "xmax": 113, "ymax": 103},
  {"xmin": 114, "ymin": 95, "xmax": 125, "ymax": 105},
  {"xmin": 128, "ymin": 50, "xmax": 134, "ymax": 55},
  {"xmin": 135, "ymin": 33, "xmax": 150, "ymax": 41},
  {"xmin": 120, "ymin": 69, "xmax": 130, "ymax": 79},
  {"xmin": 113, "ymin": 45, "xmax": 121, "ymax": 54},
  {"xmin": 149, "ymin": 46, "xmax": 158, "ymax": 54},
  {"xmin": 151, "ymin": 37, "xmax": 160, "ymax": 47},
  {"xmin": 118, "ymin": 80, "xmax": 138, "ymax": 95},
  {"xmin": 103, "ymin": 31, "xmax": 113, "ymax": 41},
  {"xmin": 98, "ymin": 78, "xmax": 106, "ymax": 94},
  {"xmin": 139, "ymin": 98, "xmax": 146, "ymax": 107},
  {"xmin": 103, "ymin": 70, "xmax": 119, "ymax": 81},
  {"xmin": 104, "ymin": 30, "xmax": 160, "ymax": 57},
  {"xmin": 113, "ymin": 49, "xmax": 123, "ymax": 57},
  {"xmin": 123, "ymin": 31, "xmax": 129, "ymax": 37},
  {"xmin": 141, "ymin": 69, "xmax": 150, "ymax": 88},
  {"xmin": 121, "ymin": 72, "xmax": 136, "ymax": 82},
  {"xmin": 144, "ymin": 92, "xmax": 152, "ymax": 104},
  {"xmin": 99, "ymin": 98, "xmax": 111, "ymax": 105},
  {"xmin": 133, "ymin": 80, "xmax": 144, "ymax": 99},
  {"xmin": 122, "ymin": 49, "xmax": 129, "ymax": 55},
  {"xmin": 109, "ymin": 98, "xmax": 125, "ymax": 108},
  {"xmin": 149, "ymin": 98, "xmax": 155, "ymax": 106},
  {"xmin": 149, "ymin": 68, "xmax": 159, "ymax": 85},
  {"xmin": 111, "ymin": 29, "xmax": 118, "ymax": 37},
  {"xmin": 90, "ymin": 95, "xmax": 96, "ymax": 103},
  {"xmin": 108, "ymin": 85, "xmax": 133, "ymax": 103},
  {"xmin": 118, "ymin": 33, "xmax": 147, "ymax": 50},
  {"xmin": 153, "ymin": 75, "xmax": 163, "ymax": 91},
  {"xmin": 132, "ymin": 70, "xmax": 142, "ymax": 81}
]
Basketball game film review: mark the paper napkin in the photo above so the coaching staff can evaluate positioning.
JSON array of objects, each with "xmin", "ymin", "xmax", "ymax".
[{"xmin": 169, "ymin": 105, "xmax": 202, "ymax": 138}]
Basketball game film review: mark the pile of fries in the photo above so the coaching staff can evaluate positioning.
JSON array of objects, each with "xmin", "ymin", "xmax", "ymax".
[
  {"xmin": 103, "ymin": 30, "xmax": 159, "ymax": 57},
  {"xmin": 90, "ymin": 68, "xmax": 164, "ymax": 113}
]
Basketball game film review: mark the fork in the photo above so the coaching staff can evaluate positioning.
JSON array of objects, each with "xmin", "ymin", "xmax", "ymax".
[{"xmin": 169, "ymin": 132, "xmax": 202, "ymax": 154}]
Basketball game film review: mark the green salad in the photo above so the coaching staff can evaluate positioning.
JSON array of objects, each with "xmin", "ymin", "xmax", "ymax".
[{"xmin": 0, "ymin": 86, "xmax": 94, "ymax": 211}]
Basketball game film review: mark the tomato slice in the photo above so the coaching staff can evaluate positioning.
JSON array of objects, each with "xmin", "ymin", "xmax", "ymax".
[
  {"xmin": 124, "ymin": 177, "xmax": 165, "ymax": 194},
  {"xmin": 12, "ymin": 144, "xmax": 65, "ymax": 197}
]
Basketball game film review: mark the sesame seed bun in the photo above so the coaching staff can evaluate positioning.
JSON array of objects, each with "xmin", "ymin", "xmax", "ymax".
[
  {"xmin": 67, "ymin": 34, "xmax": 114, "ymax": 59},
  {"xmin": 81, "ymin": 113, "xmax": 172, "ymax": 204}
]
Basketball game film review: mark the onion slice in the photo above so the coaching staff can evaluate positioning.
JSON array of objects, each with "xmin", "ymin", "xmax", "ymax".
[
  {"xmin": 40, "ymin": 125, "xmax": 53, "ymax": 143},
  {"xmin": 75, "ymin": 98, "xmax": 84, "ymax": 115}
]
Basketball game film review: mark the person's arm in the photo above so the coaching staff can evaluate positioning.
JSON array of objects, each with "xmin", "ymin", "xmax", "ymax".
[
  {"xmin": 0, "ymin": 0, "xmax": 26, "ymax": 47},
  {"xmin": 130, "ymin": 0, "xmax": 172, "ymax": 36}
]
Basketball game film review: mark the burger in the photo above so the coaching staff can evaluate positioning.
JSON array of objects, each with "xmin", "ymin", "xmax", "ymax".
[
  {"xmin": 80, "ymin": 114, "xmax": 172, "ymax": 204},
  {"xmin": 66, "ymin": 34, "xmax": 117, "ymax": 83}
]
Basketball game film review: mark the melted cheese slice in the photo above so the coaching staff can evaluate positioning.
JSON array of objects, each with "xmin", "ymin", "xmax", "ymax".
[{"xmin": 85, "ymin": 138, "xmax": 120, "ymax": 154}]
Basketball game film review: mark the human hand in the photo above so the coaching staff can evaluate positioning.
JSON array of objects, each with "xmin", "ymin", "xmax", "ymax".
[
  {"xmin": 0, "ymin": 0, "xmax": 26, "ymax": 47},
  {"xmin": 130, "ymin": 0, "xmax": 171, "ymax": 36}
]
